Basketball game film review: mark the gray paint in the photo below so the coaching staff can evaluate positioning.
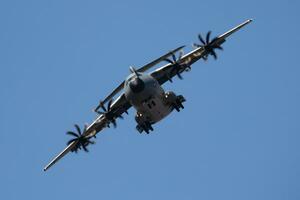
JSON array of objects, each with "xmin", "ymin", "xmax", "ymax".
[{"xmin": 124, "ymin": 72, "xmax": 173, "ymax": 124}]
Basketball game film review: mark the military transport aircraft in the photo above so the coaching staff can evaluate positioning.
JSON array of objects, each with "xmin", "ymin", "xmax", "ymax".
[{"xmin": 44, "ymin": 19, "xmax": 253, "ymax": 171}]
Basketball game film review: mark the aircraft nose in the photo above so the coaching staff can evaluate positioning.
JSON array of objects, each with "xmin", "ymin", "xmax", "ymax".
[{"xmin": 129, "ymin": 77, "xmax": 145, "ymax": 93}]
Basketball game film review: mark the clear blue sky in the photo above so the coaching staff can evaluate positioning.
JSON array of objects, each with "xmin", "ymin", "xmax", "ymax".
[{"xmin": 0, "ymin": 0, "xmax": 299, "ymax": 199}]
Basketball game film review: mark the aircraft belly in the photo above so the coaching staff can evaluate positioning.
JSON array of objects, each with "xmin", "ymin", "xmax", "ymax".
[
  {"xmin": 138, "ymin": 94, "xmax": 172, "ymax": 123},
  {"xmin": 124, "ymin": 73, "xmax": 173, "ymax": 124}
]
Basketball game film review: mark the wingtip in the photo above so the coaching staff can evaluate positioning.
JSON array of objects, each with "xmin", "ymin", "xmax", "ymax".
[{"xmin": 43, "ymin": 165, "xmax": 49, "ymax": 172}]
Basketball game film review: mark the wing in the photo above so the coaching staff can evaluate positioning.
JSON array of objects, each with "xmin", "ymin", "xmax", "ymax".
[
  {"xmin": 94, "ymin": 45, "xmax": 185, "ymax": 111},
  {"xmin": 151, "ymin": 19, "xmax": 253, "ymax": 85},
  {"xmin": 43, "ymin": 93, "xmax": 130, "ymax": 171}
]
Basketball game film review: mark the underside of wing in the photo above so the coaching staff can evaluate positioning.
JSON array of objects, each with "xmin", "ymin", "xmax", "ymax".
[
  {"xmin": 151, "ymin": 19, "xmax": 253, "ymax": 85},
  {"xmin": 43, "ymin": 142, "xmax": 76, "ymax": 171},
  {"xmin": 43, "ymin": 94, "xmax": 130, "ymax": 171}
]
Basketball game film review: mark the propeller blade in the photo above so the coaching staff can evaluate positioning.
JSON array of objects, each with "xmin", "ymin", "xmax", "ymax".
[
  {"xmin": 94, "ymin": 104, "xmax": 101, "ymax": 112},
  {"xmin": 97, "ymin": 112, "xmax": 105, "ymax": 115},
  {"xmin": 107, "ymin": 99, "xmax": 113, "ymax": 111},
  {"xmin": 211, "ymin": 50, "xmax": 217, "ymax": 60},
  {"xmin": 87, "ymin": 140, "xmax": 95, "ymax": 145},
  {"xmin": 214, "ymin": 44, "xmax": 223, "ymax": 50},
  {"xmin": 82, "ymin": 145, "xmax": 89, "ymax": 152},
  {"xmin": 210, "ymin": 37, "xmax": 218, "ymax": 44},
  {"xmin": 112, "ymin": 120, "xmax": 117, "ymax": 128},
  {"xmin": 193, "ymin": 43, "xmax": 201, "ymax": 48},
  {"xmin": 206, "ymin": 31, "xmax": 211, "ymax": 44},
  {"xmin": 67, "ymin": 138, "xmax": 78, "ymax": 145},
  {"xmin": 164, "ymin": 58, "xmax": 174, "ymax": 64},
  {"xmin": 94, "ymin": 101, "xmax": 105, "ymax": 112},
  {"xmin": 171, "ymin": 53, "xmax": 176, "ymax": 63},
  {"xmin": 66, "ymin": 131, "xmax": 79, "ymax": 138},
  {"xmin": 99, "ymin": 101, "xmax": 107, "ymax": 112},
  {"xmin": 198, "ymin": 34, "xmax": 205, "ymax": 45},
  {"xmin": 74, "ymin": 124, "xmax": 81, "ymax": 135},
  {"xmin": 83, "ymin": 124, "xmax": 88, "ymax": 133}
]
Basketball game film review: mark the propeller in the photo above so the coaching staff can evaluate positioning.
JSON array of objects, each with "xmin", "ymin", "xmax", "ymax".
[
  {"xmin": 193, "ymin": 31, "xmax": 223, "ymax": 60},
  {"xmin": 94, "ymin": 101, "xmax": 104, "ymax": 113},
  {"xmin": 164, "ymin": 51, "xmax": 190, "ymax": 82},
  {"xmin": 95, "ymin": 99, "xmax": 120, "ymax": 128},
  {"xmin": 66, "ymin": 124, "xmax": 95, "ymax": 153}
]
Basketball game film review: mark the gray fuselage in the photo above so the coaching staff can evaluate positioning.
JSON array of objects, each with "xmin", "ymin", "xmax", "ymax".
[{"xmin": 124, "ymin": 73, "xmax": 172, "ymax": 124}]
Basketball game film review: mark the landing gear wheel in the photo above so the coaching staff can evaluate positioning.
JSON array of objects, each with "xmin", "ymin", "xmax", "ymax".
[
  {"xmin": 145, "ymin": 121, "xmax": 154, "ymax": 131},
  {"xmin": 136, "ymin": 121, "xmax": 154, "ymax": 134},
  {"xmin": 172, "ymin": 95, "xmax": 186, "ymax": 112},
  {"xmin": 142, "ymin": 125, "xmax": 150, "ymax": 134},
  {"xmin": 173, "ymin": 104, "xmax": 180, "ymax": 112},
  {"xmin": 136, "ymin": 125, "xmax": 143, "ymax": 133}
]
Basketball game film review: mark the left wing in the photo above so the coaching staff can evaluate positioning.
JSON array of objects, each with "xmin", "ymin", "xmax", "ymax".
[
  {"xmin": 151, "ymin": 19, "xmax": 253, "ymax": 85},
  {"xmin": 43, "ymin": 94, "xmax": 130, "ymax": 171}
]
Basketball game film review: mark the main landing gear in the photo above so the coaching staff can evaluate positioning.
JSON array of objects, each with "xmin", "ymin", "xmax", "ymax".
[
  {"xmin": 134, "ymin": 92, "xmax": 186, "ymax": 134},
  {"xmin": 165, "ymin": 91, "xmax": 186, "ymax": 112},
  {"xmin": 136, "ymin": 121, "xmax": 153, "ymax": 134},
  {"xmin": 135, "ymin": 113, "xmax": 153, "ymax": 134}
]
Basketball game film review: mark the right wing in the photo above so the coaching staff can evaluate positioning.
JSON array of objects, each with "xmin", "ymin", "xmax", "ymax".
[{"xmin": 151, "ymin": 19, "xmax": 253, "ymax": 85}]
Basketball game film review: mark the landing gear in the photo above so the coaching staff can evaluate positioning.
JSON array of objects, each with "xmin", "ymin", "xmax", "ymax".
[
  {"xmin": 165, "ymin": 91, "xmax": 186, "ymax": 112},
  {"xmin": 135, "ymin": 113, "xmax": 154, "ymax": 134},
  {"xmin": 171, "ymin": 95, "xmax": 185, "ymax": 112},
  {"xmin": 136, "ymin": 121, "xmax": 153, "ymax": 134}
]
